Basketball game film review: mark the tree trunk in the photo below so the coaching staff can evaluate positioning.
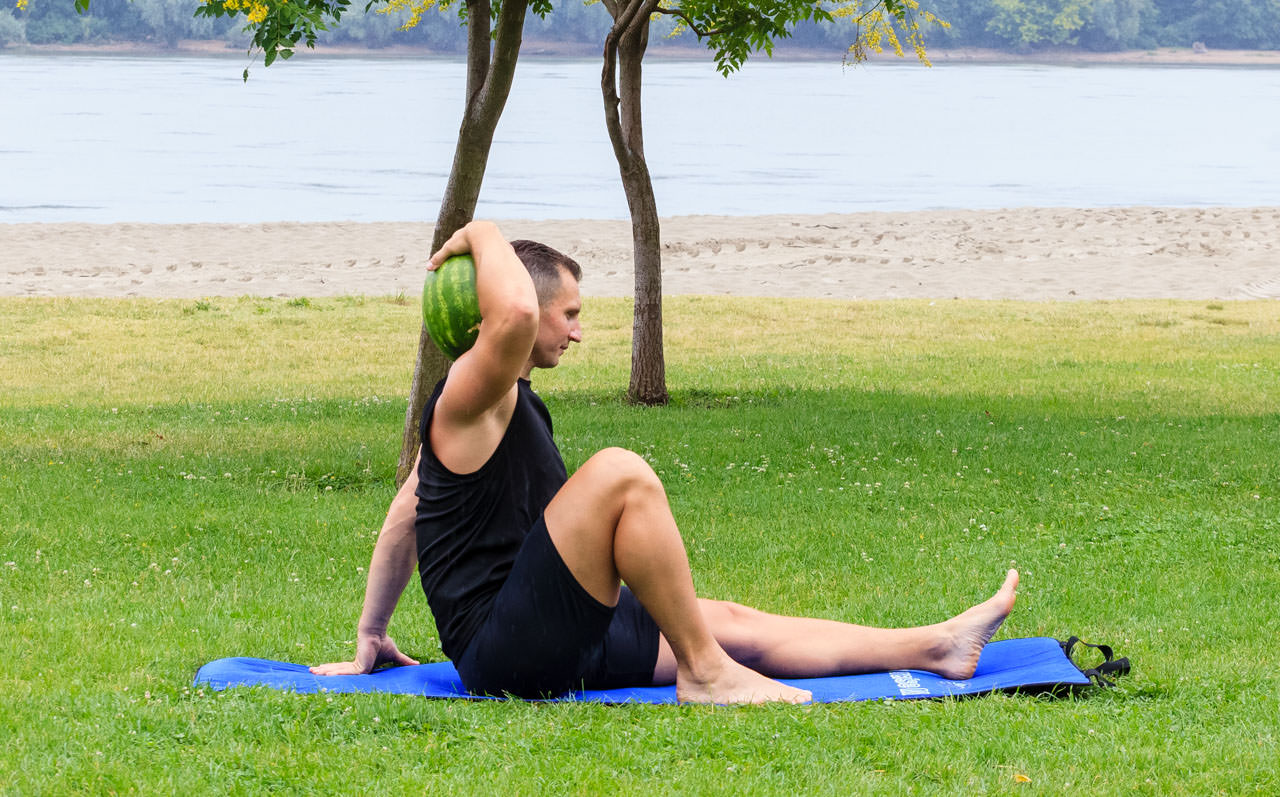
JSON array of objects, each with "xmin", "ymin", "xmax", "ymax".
[
  {"xmin": 602, "ymin": 0, "xmax": 668, "ymax": 406},
  {"xmin": 395, "ymin": 0, "xmax": 532, "ymax": 485}
]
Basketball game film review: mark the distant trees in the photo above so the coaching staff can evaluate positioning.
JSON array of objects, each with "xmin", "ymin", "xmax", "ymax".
[
  {"xmin": 1156, "ymin": 0, "xmax": 1280, "ymax": 50},
  {"xmin": 5, "ymin": 0, "xmax": 1280, "ymax": 50},
  {"xmin": 986, "ymin": 1, "xmax": 1096, "ymax": 48},
  {"xmin": 920, "ymin": 0, "xmax": 1155, "ymax": 50},
  {"xmin": 19, "ymin": 0, "xmax": 101, "ymax": 43},
  {"xmin": 986, "ymin": 0, "xmax": 1156, "ymax": 51},
  {"xmin": 136, "ymin": 0, "xmax": 217, "ymax": 46},
  {"xmin": 1079, "ymin": 0, "xmax": 1155, "ymax": 50},
  {"xmin": 5, "ymin": 0, "xmax": 234, "ymax": 46},
  {"xmin": 913, "ymin": 0, "xmax": 1279, "ymax": 51},
  {"xmin": 0, "ymin": 7, "xmax": 23, "ymax": 43}
]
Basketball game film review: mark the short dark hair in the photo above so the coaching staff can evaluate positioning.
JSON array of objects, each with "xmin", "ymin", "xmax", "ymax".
[{"xmin": 510, "ymin": 240, "xmax": 581, "ymax": 305}]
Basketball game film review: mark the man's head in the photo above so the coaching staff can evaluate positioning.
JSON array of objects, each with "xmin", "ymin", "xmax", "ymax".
[
  {"xmin": 511, "ymin": 240, "xmax": 582, "ymax": 305},
  {"xmin": 511, "ymin": 239, "xmax": 582, "ymax": 369}
]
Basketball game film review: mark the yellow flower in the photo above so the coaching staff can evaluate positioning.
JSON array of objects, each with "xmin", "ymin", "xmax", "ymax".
[
  {"xmin": 247, "ymin": 1, "xmax": 268, "ymax": 23},
  {"xmin": 15, "ymin": 0, "xmax": 28, "ymax": 11}
]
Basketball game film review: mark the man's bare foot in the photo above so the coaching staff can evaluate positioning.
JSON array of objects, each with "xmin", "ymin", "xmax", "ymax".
[
  {"xmin": 677, "ymin": 653, "xmax": 812, "ymax": 705},
  {"xmin": 930, "ymin": 568, "xmax": 1019, "ymax": 680}
]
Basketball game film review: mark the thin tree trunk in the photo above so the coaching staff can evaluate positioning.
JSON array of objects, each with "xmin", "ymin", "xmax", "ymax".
[
  {"xmin": 395, "ymin": 0, "xmax": 531, "ymax": 485},
  {"xmin": 602, "ymin": 0, "xmax": 668, "ymax": 405}
]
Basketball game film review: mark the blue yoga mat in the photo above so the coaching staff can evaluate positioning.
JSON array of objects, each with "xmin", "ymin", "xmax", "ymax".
[{"xmin": 195, "ymin": 637, "xmax": 1090, "ymax": 704}]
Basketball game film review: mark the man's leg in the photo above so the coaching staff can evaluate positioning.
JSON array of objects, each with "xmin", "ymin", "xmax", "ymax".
[
  {"xmin": 542, "ymin": 447, "xmax": 811, "ymax": 705},
  {"xmin": 651, "ymin": 571, "xmax": 1019, "ymax": 684}
]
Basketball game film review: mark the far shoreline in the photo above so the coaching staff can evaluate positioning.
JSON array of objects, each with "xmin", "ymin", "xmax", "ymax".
[{"xmin": 5, "ymin": 38, "xmax": 1280, "ymax": 67}]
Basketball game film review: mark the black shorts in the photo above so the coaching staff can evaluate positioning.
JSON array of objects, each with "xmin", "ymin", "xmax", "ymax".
[{"xmin": 453, "ymin": 517, "xmax": 661, "ymax": 698}]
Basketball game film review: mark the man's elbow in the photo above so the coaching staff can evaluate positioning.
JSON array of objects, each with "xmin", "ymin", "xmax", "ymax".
[
  {"xmin": 489, "ymin": 298, "xmax": 539, "ymax": 342},
  {"xmin": 508, "ymin": 292, "xmax": 540, "ymax": 325}
]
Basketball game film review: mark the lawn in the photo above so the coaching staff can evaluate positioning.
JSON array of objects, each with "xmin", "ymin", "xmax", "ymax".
[{"xmin": 1, "ymin": 296, "xmax": 1277, "ymax": 794}]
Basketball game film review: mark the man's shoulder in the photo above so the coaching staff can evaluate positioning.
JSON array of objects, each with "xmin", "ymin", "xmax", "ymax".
[{"xmin": 428, "ymin": 377, "xmax": 521, "ymax": 475}]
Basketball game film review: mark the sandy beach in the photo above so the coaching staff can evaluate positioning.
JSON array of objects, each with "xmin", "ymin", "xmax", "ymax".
[{"xmin": 3, "ymin": 207, "xmax": 1278, "ymax": 301}]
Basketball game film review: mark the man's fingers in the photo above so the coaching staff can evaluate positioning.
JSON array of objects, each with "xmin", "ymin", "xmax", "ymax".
[
  {"xmin": 309, "ymin": 636, "xmax": 416, "ymax": 676},
  {"xmin": 428, "ymin": 246, "xmax": 458, "ymax": 268},
  {"xmin": 429, "ymin": 225, "xmax": 473, "ymax": 267},
  {"xmin": 309, "ymin": 661, "xmax": 363, "ymax": 676}
]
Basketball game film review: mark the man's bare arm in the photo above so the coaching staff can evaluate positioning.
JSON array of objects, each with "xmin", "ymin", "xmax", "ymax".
[
  {"xmin": 429, "ymin": 222, "xmax": 539, "ymax": 448},
  {"xmin": 310, "ymin": 456, "xmax": 422, "ymax": 675}
]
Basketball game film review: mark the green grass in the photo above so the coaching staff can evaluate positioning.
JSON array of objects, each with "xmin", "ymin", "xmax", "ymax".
[{"xmin": 2, "ymin": 296, "xmax": 1278, "ymax": 794}]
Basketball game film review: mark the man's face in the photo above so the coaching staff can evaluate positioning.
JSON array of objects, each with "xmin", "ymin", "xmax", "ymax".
[{"xmin": 532, "ymin": 269, "xmax": 582, "ymax": 369}]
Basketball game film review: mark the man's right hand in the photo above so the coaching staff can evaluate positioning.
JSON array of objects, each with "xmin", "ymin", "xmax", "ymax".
[{"xmin": 309, "ymin": 633, "xmax": 419, "ymax": 676}]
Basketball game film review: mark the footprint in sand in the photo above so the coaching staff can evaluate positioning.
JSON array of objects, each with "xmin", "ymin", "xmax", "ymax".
[{"xmin": 1239, "ymin": 278, "xmax": 1280, "ymax": 299}]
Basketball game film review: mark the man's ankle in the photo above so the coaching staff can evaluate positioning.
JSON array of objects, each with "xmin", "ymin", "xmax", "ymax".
[{"xmin": 676, "ymin": 644, "xmax": 732, "ymax": 683}]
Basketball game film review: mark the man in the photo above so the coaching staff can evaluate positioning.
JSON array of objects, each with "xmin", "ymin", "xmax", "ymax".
[{"xmin": 313, "ymin": 220, "xmax": 1019, "ymax": 704}]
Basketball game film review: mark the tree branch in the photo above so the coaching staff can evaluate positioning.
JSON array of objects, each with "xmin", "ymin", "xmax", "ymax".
[
  {"xmin": 463, "ymin": 0, "xmax": 492, "ymax": 108},
  {"xmin": 622, "ymin": 0, "xmax": 659, "ymax": 40},
  {"xmin": 491, "ymin": 0, "xmax": 531, "ymax": 81},
  {"xmin": 855, "ymin": 1, "xmax": 890, "ymax": 25},
  {"xmin": 617, "ymin": 1, "xmax": 655, "ymax": 162},
  {"xmin": 653, "ymin": 6, "xmax": 732, "ymax": 39},
  {"xmin": 601, "ymin": 0, "xmax": 652, "ymax": 170},
  {"xmin": 479, "ymin": 0, "xmax": 531, "ymax": 126}
]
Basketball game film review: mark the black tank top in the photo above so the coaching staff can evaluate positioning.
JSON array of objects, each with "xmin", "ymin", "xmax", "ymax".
[{"xmin": 414, "ymin": 378, "xmax": 568, "ymax": 660}]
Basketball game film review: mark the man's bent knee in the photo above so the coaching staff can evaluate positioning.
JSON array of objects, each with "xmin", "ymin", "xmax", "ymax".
[{"xmin": 581, "ymin": 447, "xmax": 662, "ymax": 493}]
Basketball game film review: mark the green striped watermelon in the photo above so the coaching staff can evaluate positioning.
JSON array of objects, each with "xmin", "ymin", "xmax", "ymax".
[{"xmin": 422, "ymin": 254, "xmax": 482, "ymax": 360}]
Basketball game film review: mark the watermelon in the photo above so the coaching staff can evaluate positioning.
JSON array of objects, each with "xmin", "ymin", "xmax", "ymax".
[{"xmin": 421, "ymin": 254, "xmax": 482, "ymax": 360}]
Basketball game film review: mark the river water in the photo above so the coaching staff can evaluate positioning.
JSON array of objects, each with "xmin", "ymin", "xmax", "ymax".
[{"xmin": 2, "ymin": 53, "xmax": 1278, "ymax": 223}]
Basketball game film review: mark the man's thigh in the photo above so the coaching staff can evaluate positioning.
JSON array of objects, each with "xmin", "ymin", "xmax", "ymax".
[{"xmin": 454, "ymin": 517, "xmax": 659, "ymax": 697}]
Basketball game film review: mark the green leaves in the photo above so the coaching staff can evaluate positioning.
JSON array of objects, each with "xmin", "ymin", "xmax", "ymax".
[
  {"xmin": 660, "ymin": 0, "xmax": 835, "ymax": 75},
  {"xmin": 193, "ymin": 0, "xmax": 362, "ymax": 71}
]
